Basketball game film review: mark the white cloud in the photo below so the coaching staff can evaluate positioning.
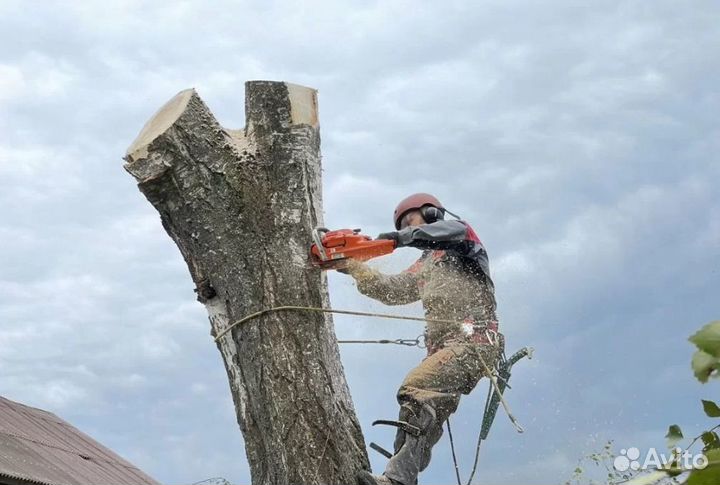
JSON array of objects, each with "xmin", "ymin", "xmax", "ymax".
[
  {"xmin": 0, "ymin": 55, "xmax": 77, "ymax": 103},
  {"xmin": 0, "ymin": 64, "xmax": 24, "ymax": 101},
  {"xmin": 42, "ymin": 380, "xmax": 89, "ymax": 409}
]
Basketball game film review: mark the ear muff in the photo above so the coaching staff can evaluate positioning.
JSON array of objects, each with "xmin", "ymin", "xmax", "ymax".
[{"xmin": 420, "ymin": 205, "xmax": 444, "ymax": 224}]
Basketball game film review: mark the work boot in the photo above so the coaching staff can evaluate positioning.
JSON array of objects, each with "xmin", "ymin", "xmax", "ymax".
[
  {"xmin": 384, "ymin": 403, "xmax": 441, "ymax": 485},
  {"xmin": 356, "ymin": 470, "xmax": 403, "ymax": 485}
]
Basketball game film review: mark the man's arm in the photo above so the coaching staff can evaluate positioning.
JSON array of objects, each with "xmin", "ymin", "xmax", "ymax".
[
  {"xmin": 386, "ymin": 219, "xmax": 494, "ymax": 287},
  {"xmin": 382, "ymin": 220, "xmax": 470, "ymax": 252},
  {"xmin": 341, "ymin": 259, "xmax": 420, "ymax": 306}
]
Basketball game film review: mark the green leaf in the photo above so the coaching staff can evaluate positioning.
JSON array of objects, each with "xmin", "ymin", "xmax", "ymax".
[
  {"xmin": 666, "ymin": 424, "xmax": 683, "ymax": 448},
  {"xmin": 692, "ymin": 350, "xmax": 720, "ymax": 383},
  {"xmin": 687, "ymin": 448, "xmax": 720, "ymax": 485},
  {"xmin": 703, "ymin": 400, "xmax": 720, "ymax": 418},
  {"xmin": 701, "ymin": 431, "xmax": 720, "ymax": 452},
  {"xmin": 690, "ymin": 321, "xmax": 720, "ymax": 357}
]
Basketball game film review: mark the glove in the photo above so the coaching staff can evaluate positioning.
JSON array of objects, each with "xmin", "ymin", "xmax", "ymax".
[{"xmin": 376, "ymin": 231, "xmax": 400, "ymax": 248}]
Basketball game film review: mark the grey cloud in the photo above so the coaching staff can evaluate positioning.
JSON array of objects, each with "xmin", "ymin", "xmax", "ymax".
[{"xmin": 1, "ymin": 0, "xmax": 719, "ymax": 484}]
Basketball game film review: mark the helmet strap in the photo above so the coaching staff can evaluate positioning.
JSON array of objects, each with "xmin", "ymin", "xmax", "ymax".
[{"xmin": 444, "ymin": 208, "xmax": 462, "ymax": 220}]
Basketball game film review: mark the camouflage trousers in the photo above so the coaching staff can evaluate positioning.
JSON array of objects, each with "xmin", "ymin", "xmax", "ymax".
[{"xmin": 384, "ymin": 341, "xmax": 500, "ymax": 485}]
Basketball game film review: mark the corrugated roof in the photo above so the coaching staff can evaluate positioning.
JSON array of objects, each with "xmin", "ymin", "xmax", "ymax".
[{"xmin": 0, "ymin": 395, "xmax": 161, "ymax": 485}]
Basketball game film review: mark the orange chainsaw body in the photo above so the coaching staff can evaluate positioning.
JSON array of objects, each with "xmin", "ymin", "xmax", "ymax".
[{"xmin": 310, "ymin": 228, "xmax": 395, "ymax": 268}]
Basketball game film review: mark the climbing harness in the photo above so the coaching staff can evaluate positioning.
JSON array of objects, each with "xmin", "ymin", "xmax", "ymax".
[{"xmin": 217, "ymin": 304, "xmax": 532, "ymax": 484}]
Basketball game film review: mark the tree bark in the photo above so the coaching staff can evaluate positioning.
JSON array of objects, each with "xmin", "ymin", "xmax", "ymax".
[{"xmin": 123, "ymin": 82, "xmax": 369, "ymax": 485}]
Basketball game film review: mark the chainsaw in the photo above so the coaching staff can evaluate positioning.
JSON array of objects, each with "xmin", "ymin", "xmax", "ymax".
[{"xmin": 310, "ymin": 227, "xmax": 395, "ymax": 269}]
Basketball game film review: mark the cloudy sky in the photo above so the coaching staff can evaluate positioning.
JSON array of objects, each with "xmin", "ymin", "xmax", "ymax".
[{"xmin": 1, "ymin": 1, "xmax": 719, "ymax": 484}]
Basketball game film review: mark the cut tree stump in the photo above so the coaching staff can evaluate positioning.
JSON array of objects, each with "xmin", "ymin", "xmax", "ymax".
[{"xmin": 124, "ymin": 82, "xmax": 370, "ymax": 485}]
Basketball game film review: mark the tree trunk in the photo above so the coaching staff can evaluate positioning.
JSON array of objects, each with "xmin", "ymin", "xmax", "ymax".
[{"xmin": 123, "ymin": 82, "xmax": 370, "ymax": 485}]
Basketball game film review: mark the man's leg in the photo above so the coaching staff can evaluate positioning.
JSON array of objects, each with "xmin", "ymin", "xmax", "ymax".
[{"xmin": 383, "ymin": 343, "xmax": 498, "ymax": 485}]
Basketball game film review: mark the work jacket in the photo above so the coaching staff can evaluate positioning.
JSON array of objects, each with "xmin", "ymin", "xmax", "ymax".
[{"xmin": 347, "ymin": 220, "xmax": 499, "ymax": 352}]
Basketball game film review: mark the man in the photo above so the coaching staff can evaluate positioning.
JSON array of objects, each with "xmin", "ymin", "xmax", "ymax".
[{"xmin": 341, "ymin": 193, "xmax": 502, "ymax": 485}]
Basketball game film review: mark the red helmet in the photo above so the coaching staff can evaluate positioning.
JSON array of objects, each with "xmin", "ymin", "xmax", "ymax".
[{"xmin": 393, "ymin": 193, "xmax": 444, "ymax": 229}]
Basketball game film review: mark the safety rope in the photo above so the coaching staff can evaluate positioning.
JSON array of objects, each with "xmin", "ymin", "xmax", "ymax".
[
  {"xmin": 446, "ymin": 418, "xmax": 462, "ymax": 485},
  {"xmin": 337, "ymin": 336, "xmax": 425, "ymax": 348},
  {"xmin": 465, "ymin": 382, "xmax": 495, "ymax": 485},
  {"xmin": 477, "ymin": 354, "xmax": 524, "ymax": 434},
  {"xmin": 213, "ymin": 305, "xmax": 495, "ymax": 342},
  {"xmin": 446, "ymin": 374, "xmax": 494, "ymax": 485}
]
